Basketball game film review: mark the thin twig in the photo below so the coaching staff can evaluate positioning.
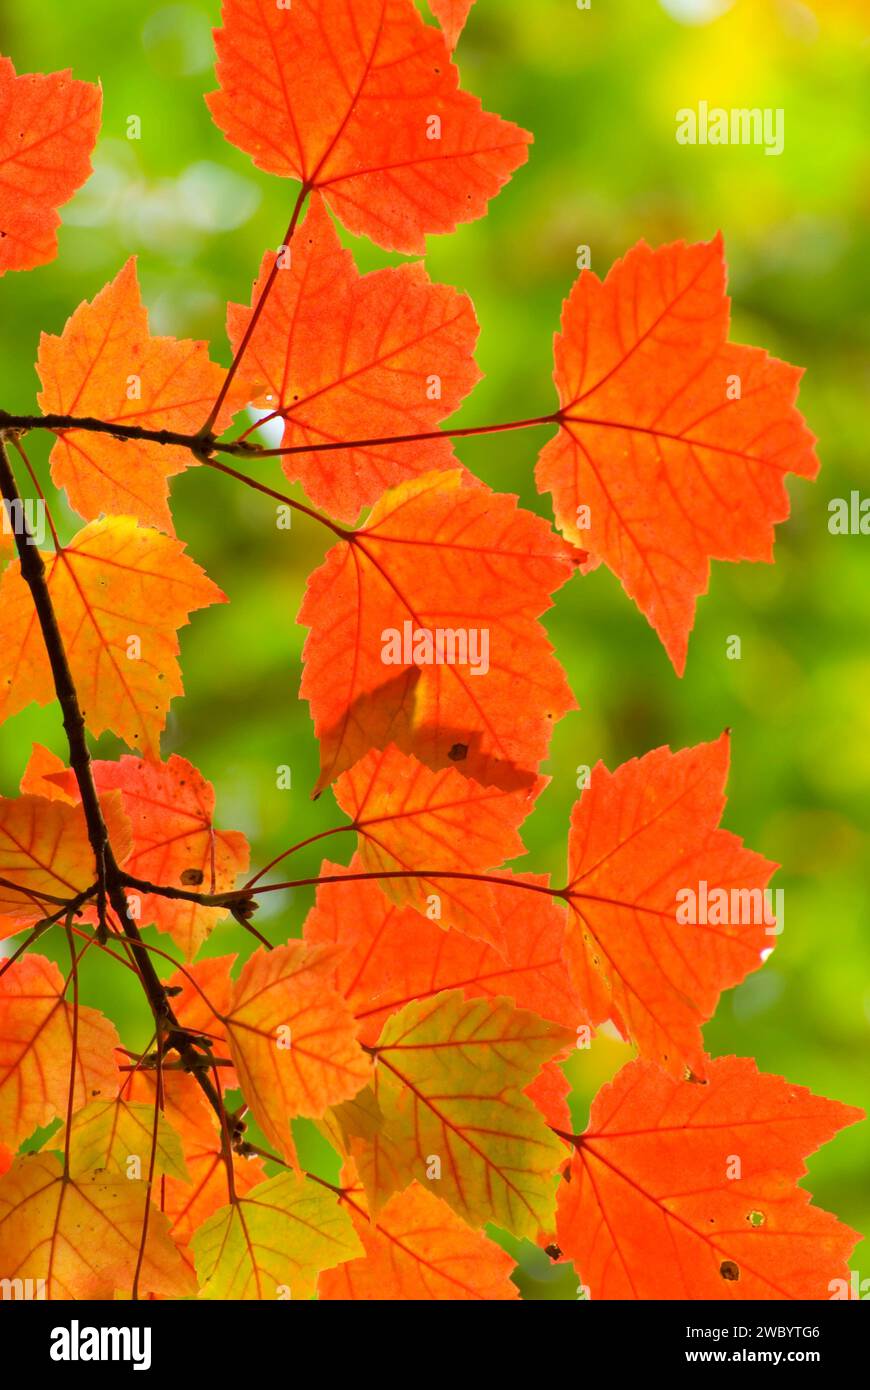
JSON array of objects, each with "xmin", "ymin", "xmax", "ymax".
[{"xmin": 0, "ymin": 437, "xmax": 230, "ymax": 1129}]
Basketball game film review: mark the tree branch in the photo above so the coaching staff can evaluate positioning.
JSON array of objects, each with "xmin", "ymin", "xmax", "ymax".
[
  {"xmin": 0, "ymin": 436, "xmax": 228, "ymax": 1125},
  {"xmin": 120, "ymin": 865, "xmax": 565, "ymax": 905}
]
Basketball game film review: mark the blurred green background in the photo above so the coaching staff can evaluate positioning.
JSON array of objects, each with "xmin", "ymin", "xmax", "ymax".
[{"xmin": 0, "ymin": 0, "xmax": 867, "ymax": 1299}]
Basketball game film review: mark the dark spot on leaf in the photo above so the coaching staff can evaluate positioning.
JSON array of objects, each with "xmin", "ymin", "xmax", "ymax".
[
  {"xmin": 180, "ymin": 868, "xmax": 204, "ymax": 885},
  {"xmin": 719, "ymin": 1260, "xmax": 739, "ymax": 1281},
  {"xmin": 544, "ymin": 1243, "xmax": 562, "ymax": 1261},
  {"xmin": 448, "ymin": 742, "xmax": 468, "ymax": 762}
]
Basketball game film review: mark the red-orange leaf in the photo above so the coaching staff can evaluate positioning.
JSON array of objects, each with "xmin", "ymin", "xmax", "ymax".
[
  {"xmin": 222, "ymin": 942, "xmax": 370, "ymax": 1163},
  {"xmin": 0, "ymin": 788, "xmax": 130, "ymax": 937},
  {"xmin": 50, "ymin": 754, "xmax": 249, "ymax": 960},
  {"xmin": 305, "ymin": 858, "xmax": 581, "ymax": 1040},
  {"xmin": 332, "ymin": 746, "xmax": 543, "ymax": 950},
  {"xmin": 207, "ymin": 0, "xmax": 531, "ymax": 252},
  {"xmin": 526, "ymin": 1061, "xmax": 572, "ymax": 1134},
  {"xmin": 536, "ymin": 235, "xmax": 819, "ymax": 672},
  {"xmin": 227, "ymin": 195, "xmax": 481, "ymax": 522},
  {"xmin": 0, "ymin": 954, "xmax": 121, "ymax": 1150},
  {"xmin": 0, "ymin": 56, "xmax": 101, "ymax": 275},
  {"xmin": 563, "ymin": 733, "xmax": 777, "ymax": 1079},
  {"xmin": 320, "ymin": 1172, "xmax": 518, "ymax": 1300},
  {"xmin": 300, "ymin": 470, "xmax": 577, "ymax": 792},
  {"xmin": 37, "ymin": 259, "xmax": 247, "ymax": 532},
  {"xmin": 556, "ymin": 1056, "xmax": 863, "ymax": 1300},
  {"xmin": 0, "ymin": 516, "xmax": 225, "ymax": 758},
  {"xmin": 18, "ymin": 743, "xmax": 75, "ymax": 803},
  {"xmin": 429, "ymin": 0, "xmax": 476, "ymax": 51}
]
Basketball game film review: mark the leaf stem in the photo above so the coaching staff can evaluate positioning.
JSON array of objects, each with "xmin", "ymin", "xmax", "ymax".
[
  {"xmin": 231, "ymin": 411, "xmax": 561, "ymax": 459},
  {"xmin": 200, "ymin": 183, "xmax": 310, "ymax": 437},
  {"xmin": 121, "ymin": 865, "xmax": 563, "ymax": 905}
]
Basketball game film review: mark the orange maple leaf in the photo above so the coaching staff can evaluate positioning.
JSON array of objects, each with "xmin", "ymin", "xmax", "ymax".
[
  {"xmin": 0, "ymin": 954, "xmax": 121, "ymax": 1151},
  {"xmin": 222, "ymin": 942, "xmax": 370, "ymax": 1163},
  {"xmin": 555, "ymin": 1056, "xmax": 863, "ymax": 1300},
  {"xmin": 0, "ymin": 56, "xmax": 101, "ymax": 275},
  {"xmin": 37, "ymin": 259, "xmax": 247, "ymax": 533},
  {"xmin": 0, "ymin": 516, "xmax": 225, "ymax": 758},
  {"xmin": 207, "ymin": 0, "xmax": 531, "ymax": 252},
  {"xmin": 563, "ymin": 733, "xmax": 777, "ymax": 1079},
  {"xmin": 18, "ymin": 743, "xmax": 75, "ymax": 802},
  {"xmin": 300, "ymin": 470, "xmax": 577, "ymax": 792},
  {"xmin": 227, "ymin": 195, "xmax": 481, "ymax": 522},
  {"xmin": 319, "ymin": 1170, "xmax": 518, "ymax": 1300},
  {"xmin": 429, "ymin": 0, "xmax": 477, "ymax": 51},
  {"xmin": 536, "ymin": 235, "xmax": 819, "ymax": 672},
  {"xmin": 526, "ymin": 1060, "xmax": 573, "ymax": 1134},
  {"xmin": 47, "ymin": 753, "xmax": 249, "ymax": 960},
  {"xmin": 305, "ymin": 858, "xmax": 581, "ymax": 1040},
  {"xmin": 331, "ymin": 746, "xmax": 544, "ymax": 950},
  {"xmin": 0, "ymin": 787, "xmax": 130, "ymax": 936}
]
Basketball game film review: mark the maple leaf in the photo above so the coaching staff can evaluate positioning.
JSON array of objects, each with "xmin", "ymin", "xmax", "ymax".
[
  {"xmin": 37, "ymin": 259, "xmax": 248, "ymax": 533},
  {"xmin": 555, "ymin": 1056, "xmax": 863, "ymax": 1300},
  {"xmin": 563, "ymin": 733, "xmax": 777, "ymax": 1079},
  {"xmin": 429, "ymin": 0, "xmax": 476, "ymax": 51},
  {"xmin": 331, "ymin": 746, "xmax": 543, "ymax": 950},
  {"xmin": 526, "ymin": 1061, "xmax": 573, "ymax": 1134},
  {"xmin": 319, "ymin": 1170, "xmax": 518, "ymax": 1300},
  {"xmin": 304, "ymin": 858, "xmax": 581, "ymax": 1041},
  {"xmin": 536, "ymin": 235, "xmax": 819, "ymax": 673},
  {"xmin": 0, "ymin": 516, "xmax": 225, "ymax": 758},
  {"xmin": 18, "ymin": 743, "xmax": 75, "ymax": 802},
  {"xmin": 0, "ymin": 787, "xmax": 131, "ymax": 936},
  {"xmin": 222, "ymin": 942, "xmax": 371, "ymax": 1163},
  {"xmin": 49, "ymin": 753, "xmax": 250, "ymax": 960},
  {"xmin": 192, "ymin": 1168, "xmax": 363, "ymax": 1299},
  {"xmin": 0, "ymin": 954, "xmax": 121, "ymax": 1151},
  {"xmin": 227, "ymin": 195, "xmax": 481, "ymax": 522},
  {"xmin": 300, "ymin": 470, "xmax": 577, "ymax": 792},
  {"xmin": 61, "ymin": 1098, "xmax": 189, "ymax": 1182},
  {"xmin": 0, "ymin": 1152, "xmax": 195, "ymax": 1299},
  {"xmin": 350, "ymin": 989, "xmax": 572, "ymax": 1238},
  {"xmin": 207, "ymin": 0, "xmax": 531, "ymax": 253},
  {"xmin": 0, "ymin": 56, "xmax": 101, "ymax": 275}
]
